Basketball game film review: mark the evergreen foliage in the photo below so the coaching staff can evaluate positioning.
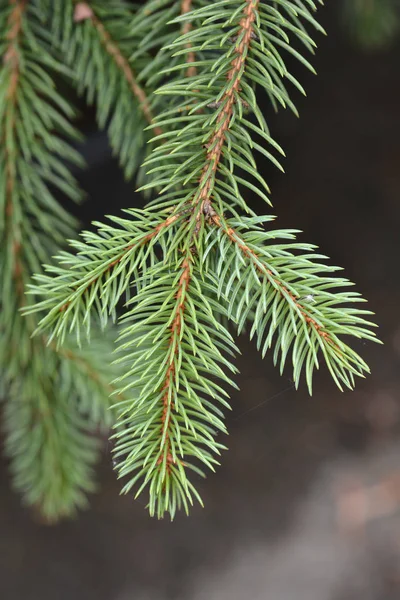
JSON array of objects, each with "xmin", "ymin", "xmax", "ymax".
[
  {"xmin": 1, "ymin": 0, "xmax": 380, "ymax": 520},
  {"xmin": 0, "ymin": 0, "xmax": 133, "ymax": 520}
]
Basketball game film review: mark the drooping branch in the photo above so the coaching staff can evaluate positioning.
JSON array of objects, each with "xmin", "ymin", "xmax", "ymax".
[
  {"xmin": 3, "ymin": 0, "xmax": 27, "ymax": 301},
  {"xmin": 1, "ymin": 0, "xmax": 107, "ymax": 518}
]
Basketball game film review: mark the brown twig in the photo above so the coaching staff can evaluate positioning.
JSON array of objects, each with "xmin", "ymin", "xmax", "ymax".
[
  {"xmin": 181, "ymin": 0, "xmax": 197, "ymax": 78},
  {"xmin": 3, "ymin": 0, "xmax": 27, "ymax": 301},
  {"xmin": 192, "ymin": 0, "xmax": 259, "ymax": 225},
  {"xmin": 150, "ymin": 5, "xmax": 263, "ymax": 459},
  {"xmin": 157, "ymin": 256, "xmax": 192, "ymax": 474},
  {"xmin": 73, "ymin": 2, "xmax": 163, "ymax": 137}
]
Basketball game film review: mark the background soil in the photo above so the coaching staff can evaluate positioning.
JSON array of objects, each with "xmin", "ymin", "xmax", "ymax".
[{"xmin": 2, "ymin": 3, "xmax": 400, "ymax": 599}]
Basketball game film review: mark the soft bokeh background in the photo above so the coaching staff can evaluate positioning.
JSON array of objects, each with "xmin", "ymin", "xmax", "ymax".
[{"xmin": 2, "ymin": 2, "xmax": 400, "ymax": 599}]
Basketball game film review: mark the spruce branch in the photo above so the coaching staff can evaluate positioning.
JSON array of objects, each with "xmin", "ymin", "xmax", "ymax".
[
  {"xmin": 112, "ymin": 257, "xmax": 238, "ymax": 518},
  {"xmin": 26, "ymin": 208, "xmax": 182, "ymax": 343},
  {"xmin": 26, "ymin": 0, "xmax": 380, "ymax": 519},
  {"xmin": 0, "ymin": 0, "xmax": 129, "ymax": 520},
  {"xmin": 72, "ymin": 1, "xmax": 162, "ymax": 136},
  {"xmin": 206, "ymin": 213, "xmax": 376, "ymax": 393},
  {"xmin": 3, "ymin": 0, "xmax": 29, "ymax": 303},
  {"xmin": 3, "ymin": 345, "xmax": 100, "ymax": 523},
  {"xmin": 47, "ymin": 0, "xmax": 164, "ymax": 179}
]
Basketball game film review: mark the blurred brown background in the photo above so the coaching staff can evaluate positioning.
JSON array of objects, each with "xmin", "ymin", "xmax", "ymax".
[{"xmin": 2, "ymin": 2, "xmax": 400, "ymax": 599}]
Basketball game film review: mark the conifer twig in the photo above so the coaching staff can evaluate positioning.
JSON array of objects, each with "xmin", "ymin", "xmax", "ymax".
[
  {"xmin": 180, "ymin": 0, "xmax": 196, "ymax": 78},
  {"xmin": 210, "ymin": 213, "xmax": 336, "ymax": 347},
  {"xmin": 157, "ymin": 256, "xmax": 192, "ymax": 474},
  {"xmin": 57, "ymin": 212, "xmax": 180, "ymax": 315},
  {"xmin": 4, "ymin": 0, "xmax": 27, "ymax": 302},
  {"xmin": 190, "ymin": 0, "xmax": 259, "ymax": 227},
  {"xmin": 73, "ymin": 1, "xmax": 163, "ymax": 137},
  {"xmin": 23, "ymin": 0, "xmax": 380, "ymax": 518},
  {"xmin": 0, "ymin": 0, "xmax": 127, "ymax": 520}
]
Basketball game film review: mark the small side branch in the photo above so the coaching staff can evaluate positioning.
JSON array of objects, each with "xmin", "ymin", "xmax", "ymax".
[
  {"xmin": 59, "ymin": 213, "xmax": 180, "ymax": 313},
  {"xmin": 73, "ymin": 1, "xmax": 163, "ymax": 137},
  {"xmin": 211, "ymin": 214, "xmax": 335, "ymax": 347}
]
